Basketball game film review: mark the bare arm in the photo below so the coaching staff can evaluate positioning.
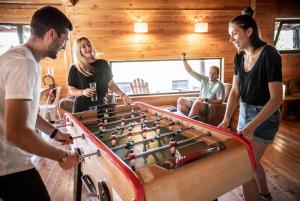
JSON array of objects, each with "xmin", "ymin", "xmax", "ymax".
[
  {"xmin": 36, "ymin": 114, "xmax": 73, "ymax": 144},
  {"xmin": 108, "ymin": 80, "xmax": 132, "ymax": 105},
  {"xmin": 108, "ymin": 80, "xmax": 126, "ymax": 96},
  {"xmin": 6, "ymin": 99, "xmax": 66, "ymax": 161},
  {"xmin": 180, "ymin": 53, "xmax": 203, "ymax": 79},
  {"xmin": 241, "ymin": 81, "xmax": 282, "ymax": 135},
  {"xmin": 68, "ymin": 85, "xmax": 94, "ymax": 97},
  {"xmin": 219, "ymin": 75, "xmax": 240, "ymax": 129},
  {"xmin": 6, "ymin": 99, "xmax": 79, "ymax": 168},
  {"xmin": 36, "ymin": 113, "xmax": 56, "ymax": 134}
]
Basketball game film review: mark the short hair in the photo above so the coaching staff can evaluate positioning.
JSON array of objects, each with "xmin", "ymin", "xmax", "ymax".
[
  {"xmin": 210, "ymin": 66, "xmax": 220, "ymax": 74},
  {"xmin": 31, "ymin": 6, "xmax": 73, "ymax": 37},
  {"xmin": 230, "ymin": 13, "xmax": 266, "ymax": 50}
]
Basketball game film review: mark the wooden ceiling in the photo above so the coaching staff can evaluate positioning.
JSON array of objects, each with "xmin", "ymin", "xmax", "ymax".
[{"xmin": 0, "ymin": 0, "xmax": 78, "ymax": 6}]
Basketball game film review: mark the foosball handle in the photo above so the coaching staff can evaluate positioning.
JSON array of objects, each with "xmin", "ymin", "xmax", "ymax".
[
  {"xmin": 98, "ymin": 180, "xmax": 111, "ymax": 201},
  {"xmin": 81, "ymin": 174, "xmax": 98, "ymax": 197}
]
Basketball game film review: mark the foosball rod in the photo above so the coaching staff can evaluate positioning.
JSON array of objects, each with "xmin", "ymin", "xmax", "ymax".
[
  {"xmin": 97, "ymin": 113, "xmax": 156, "ymax": 127},
  {"xmin": 96, "ymin": 105, "xmax": 139, "ymax": 115},
  {"xmin": 112, "ymin": 127, "xmax": 191, "ymax": 151},
  {"xmin": 92, "ymin": 117, "xmax": 168, "ymax": 135},
  {"xmin": 115, "ymin": 123, "xmax": 174, "ymax": 139},
  {"xmin": 98, "ymin": 111, "xmax": 142, "ymax": 120},
  {"xmin": 123, "ymin": 132, "xmax": 211, "ymax": 160}
]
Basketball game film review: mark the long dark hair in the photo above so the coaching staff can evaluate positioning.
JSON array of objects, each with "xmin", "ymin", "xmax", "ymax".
[{"xmin": 231, "ymin": 12, "xmax": 266, "ymax": 50}]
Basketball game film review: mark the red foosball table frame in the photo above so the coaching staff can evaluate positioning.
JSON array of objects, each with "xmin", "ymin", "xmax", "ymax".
[{"xmin": 65, "ymin": 102, "xmax": 256, "ymax": 201}]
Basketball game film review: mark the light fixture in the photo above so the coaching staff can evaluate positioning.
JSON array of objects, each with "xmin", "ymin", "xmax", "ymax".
[
  {"xmin": 134, "ymin": 16, "xmax": 148, "ymax": 33},
  {"xmin": 194, "ymin": 16, "xmax": 208, "ymax": 33}
]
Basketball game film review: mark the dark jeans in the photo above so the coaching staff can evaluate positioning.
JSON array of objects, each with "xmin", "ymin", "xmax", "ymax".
[{"xmin": 0, "ymin": 168, "xmax": 51, "ymax": 201}]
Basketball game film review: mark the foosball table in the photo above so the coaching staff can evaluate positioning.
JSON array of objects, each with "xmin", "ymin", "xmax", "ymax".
[{"xmin": 65, "ymin": 102, "xmax": 256, "ymax": 201}]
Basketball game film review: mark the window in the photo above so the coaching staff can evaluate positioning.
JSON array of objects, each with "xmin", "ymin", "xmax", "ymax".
[
  {"xmin": 111, "ymin": 58, "xmax": 222, "ymax": 95},
  {"xmin": 0, "ymin": 24, "xmax": 30, "ymax": 54},
  {"xmin": 274, "ymin": 18, "xmax": 300, "ymax": 53}
]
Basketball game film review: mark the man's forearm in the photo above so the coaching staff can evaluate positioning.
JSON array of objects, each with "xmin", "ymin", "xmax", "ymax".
[
  {"xmin": 7, "ymin": 127, "xmax": 65, "ymax": 162},
  {"xmin": 36, "ymin": 114, "xmax": 56, "ymax": 135}
]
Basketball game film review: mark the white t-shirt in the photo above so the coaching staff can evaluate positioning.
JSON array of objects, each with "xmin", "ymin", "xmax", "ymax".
[
  {"xmin": 0, "ymin": 45, "xmax": 41, "ymax": 176},
  {"xmin": 194, "ymin": 73, "xmax": 225, "ymax": 101}
]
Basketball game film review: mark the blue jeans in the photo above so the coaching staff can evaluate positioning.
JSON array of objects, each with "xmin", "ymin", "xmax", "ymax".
[{"xmin": 237, "ymin": 101, "xmax": 280, "ymax": 144}]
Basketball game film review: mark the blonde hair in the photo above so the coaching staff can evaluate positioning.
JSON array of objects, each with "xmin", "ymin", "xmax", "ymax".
[{"xmin": 73, "ymin": 37, "xmax": 97, "ymax": 76}]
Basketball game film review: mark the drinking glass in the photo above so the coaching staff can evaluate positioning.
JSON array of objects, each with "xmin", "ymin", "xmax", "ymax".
[{"xmin": 89, "ymin": 82, "xmax": 98, "ymax": 102}]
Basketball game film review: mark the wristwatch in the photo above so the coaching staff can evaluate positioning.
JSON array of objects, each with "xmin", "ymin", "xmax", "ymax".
[{"xmin": 50, "ymin": 128, "xmax": 59, "ymax": 139}]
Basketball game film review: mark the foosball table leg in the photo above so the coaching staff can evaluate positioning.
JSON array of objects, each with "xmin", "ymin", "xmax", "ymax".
[{"xmin": 74, "ymin": 152, "xmax": 83, "ymax": 201}]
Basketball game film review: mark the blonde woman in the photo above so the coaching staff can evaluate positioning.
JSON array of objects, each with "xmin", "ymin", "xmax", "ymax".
[{"xmin": 68, "ymin": 37, "xmax": 131, "ymax": 112}]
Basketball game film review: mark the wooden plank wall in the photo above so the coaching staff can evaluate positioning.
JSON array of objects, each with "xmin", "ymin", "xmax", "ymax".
[
  {"xmin": 255, "ymin": 0, "xmax": 300, "ymax": 94},
  {"xmin": 65, "ymin": 0, "xmax": 249, "ymax": 86},
  {"xmin": 0, "ymin": 0, "xmax": 300, "ymax": 96}
]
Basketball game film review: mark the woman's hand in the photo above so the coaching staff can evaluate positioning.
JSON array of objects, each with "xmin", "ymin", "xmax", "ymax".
[
  {"xmin": 122, "ymin": 94, "xmax": 132, "ymax": 105},
  {"xmin": 180, "ymin": 53, "xmax": 186, "ymax": 61},
  {"xmin": 218, "ymin": 120, "xmax": 230, "ymax": 131},
  {"xmin": 238, "ymin": 125, "xmax": 254, "ymax": 139},
  {"xmin": 81, "ymin": 88, "xmax": 95, "ymax": 97}
]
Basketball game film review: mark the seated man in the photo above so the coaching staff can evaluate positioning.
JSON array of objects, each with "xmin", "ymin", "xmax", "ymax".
[{"xmin": 177, "ymin": 53, "xmax": 225, "ymax": 121}]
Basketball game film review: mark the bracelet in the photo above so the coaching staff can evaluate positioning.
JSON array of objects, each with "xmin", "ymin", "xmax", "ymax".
[{"xmin": 50, "ymin": 128, "xmax": 59, "ymax": 139}]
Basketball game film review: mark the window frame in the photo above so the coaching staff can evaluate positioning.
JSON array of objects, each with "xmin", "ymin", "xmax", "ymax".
[
  {"xmin": 274, "ymin": 18, "xmax": 300, "ymax": 54},
  {"xmin": 0, "ymin": 23, "xmax": 30, "ymax": 44},
  {"xmin": 110, "ymin": 57, "xmax": 223, "ymax": 96}
]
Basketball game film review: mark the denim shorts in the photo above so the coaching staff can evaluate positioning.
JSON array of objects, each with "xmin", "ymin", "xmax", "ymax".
[{"xmin": 237, "ymin": 101, "xmax": 281, "ymax": 144}]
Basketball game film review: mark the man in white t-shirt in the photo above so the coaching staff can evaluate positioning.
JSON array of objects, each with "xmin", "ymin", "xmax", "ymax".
[
  {"xmin": 177, "ymin": 53, "xmax": 225, "ymax": 120},
  {"xmin": 0, "ymin": 6, "xmax": 79, "ymax": 201}
]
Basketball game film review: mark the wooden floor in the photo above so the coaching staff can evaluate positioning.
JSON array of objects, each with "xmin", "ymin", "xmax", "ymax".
[{"xmin": 34, "ymin": 120, "xmax": 300, "ymax": 201}]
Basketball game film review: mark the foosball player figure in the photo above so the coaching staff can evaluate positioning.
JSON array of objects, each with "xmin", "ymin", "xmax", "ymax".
[
  {"xmin": 128, "ymin": 149, "xmax": 136, "ymax": 171},
  {"xmin": 98, "ymin": 122, "xmax": 104, "ymax": 130},
  {"xmin": 169, "ymin": 120, "xmax": 175, "ymax": 130},
  {"xmin": 155, "ymin": 124, "xmax": 161, "ymax": 138},
  {"xmin": 175, "ymin": 128, "xmax": 182, "ymax": 135},
  {"xmin": 127, "ymin": 129, "xmax": 133, "ymax": 141},
  {"xmin": 143, "ymin": 118, "xmax": 148, "ymax": 124},
  {"xmin": 120, "ymin": 117, "xmax": 126, "ymax": 127},
  {"xmin": 140, "ymin": 112, "xmax": 145, "ymax": 123},
  {"xmin": 110, "ymin": 131, "xmax": 117, "ymax": 147},
  {"xmin": 103, "ymin": 118, "xmax": 108, "ymax": 124},
  {"xmin": 142, "ymin": 127, "xmax": 148, "ymax": 140},
  {"xmin": 104, "ymin": 111, "xmax": 109, "ymax": 118},
  {"xmin": 131, "ymin": 111, "xmax": 135, "ymax": 119},
  {"xmin": 168, "ymin": 138, "xmax": 177, "ymax": 157},
  {"xmin": 141, "ymin": 123, "xmax": 146, "ymax": 129}
]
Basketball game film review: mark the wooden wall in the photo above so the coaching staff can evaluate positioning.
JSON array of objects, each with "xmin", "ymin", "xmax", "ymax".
[
  {"xmin": 65, "ymin": 0, "xmax": 249, "ymax": 86},
  {"xmin": 255, "ymin": 0, "xmax": 300, "ymax": 94},
  {"xmin": 0, "ymin": 0, "xmax": 300, "ymax": 97}
]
